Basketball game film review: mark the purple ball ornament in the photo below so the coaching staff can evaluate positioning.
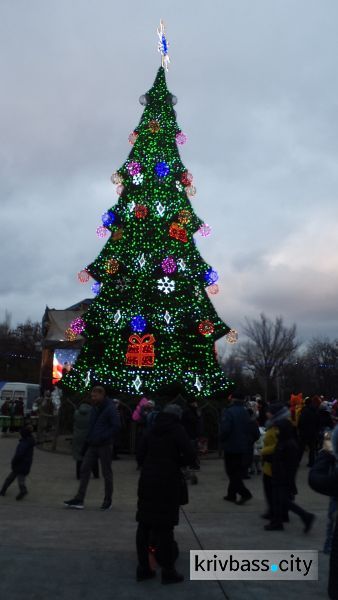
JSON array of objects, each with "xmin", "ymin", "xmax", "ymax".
[
  {"xmin": 155, "ymin": 161, "xmax": 170, "ymax": 178},
  {"xmin": 161, "ymin": 256, "xmax": 177, "ymax": 275},
  {"xmin": 198, "ymin": 223, "xmax": 212, "ymax": 237},
  {"xmin": 70, "ymin": 317, "xmax": 86, "ymax": 335},
  {"xmin": 127, "ymin": 161, "xmax": 142, "ymax": 176},
  {"xmin": 175, "ymin": 131, "xmax": 187, "ymax": 145}
]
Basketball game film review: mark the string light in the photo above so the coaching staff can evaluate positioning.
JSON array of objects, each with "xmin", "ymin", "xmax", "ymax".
[
  {"xmin": 70, "ymin": 318, "xmax": 85, "ymax": 335},
  {"xmin": 60, "ymin": 64, "xmax": 232, "ymax": 399}
]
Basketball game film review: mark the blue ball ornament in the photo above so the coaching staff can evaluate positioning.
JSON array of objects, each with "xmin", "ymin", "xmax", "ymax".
[
  {"xmin": 204, "ymin": 268, "xmax": 219, "ymax": 286},
  {"xmin": 101, "ymin": 210, "xmax": 115, "ymax": 227},
  {"xmin": 130, "ymin": 315, "xmax": 147, "ymax": 333},
  {"xmin": 154, "ymin": 161, "xmax": 170, "ymax": 178},
  {"xmin": 91, "ymin": 282, "xmax": 101, "ymax": 295}
]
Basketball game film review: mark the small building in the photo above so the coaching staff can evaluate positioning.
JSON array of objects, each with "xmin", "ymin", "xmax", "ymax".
[{"xmin": 41, "ymin": 299, "xmax": 92, "ymax": 391}]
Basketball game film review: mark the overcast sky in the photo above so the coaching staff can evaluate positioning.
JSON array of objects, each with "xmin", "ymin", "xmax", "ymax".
[{"xmin": 1, "ymin": 0, "xmax": 338, "ymax": 343}]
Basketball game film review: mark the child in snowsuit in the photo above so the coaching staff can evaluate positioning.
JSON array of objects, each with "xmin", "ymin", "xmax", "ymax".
[{"xmin": 0, "ymin": 424, "xmax": 35, "ymax": 500}]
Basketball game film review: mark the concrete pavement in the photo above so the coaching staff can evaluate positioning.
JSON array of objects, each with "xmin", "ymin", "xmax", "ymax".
[{"xmin": 0, "ymin": 437, "xmax": 331, "ymax": 600}]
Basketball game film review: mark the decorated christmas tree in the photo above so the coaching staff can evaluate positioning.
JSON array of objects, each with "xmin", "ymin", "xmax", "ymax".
[{"xmin": 61, "ymin": 22, "xmax": 236, "ymax": 399}]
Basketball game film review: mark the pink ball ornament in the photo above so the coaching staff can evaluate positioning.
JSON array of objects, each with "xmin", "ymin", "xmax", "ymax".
[
  {"xmin": 207, "ymin": 284, "xmax": 219, "ymax": 295},
  {"xmin": 70, "ymin": 317, "xmax": 86, "ymax": 335},
  {"xmin": 110, "ymin": 172, "xmax": 123, "ymax": 185},
  {"xmin": 186, "ymin": 184, "xmax": 197, "ymax": 197},
  {"xmin": 176, "ymin": 131, "xmax": 187, "ymax": 145},
  {"xmin": 127, "ymin": 161, "xmax": 141, "ymax": 176},
  {"xmin": 198, "ymin": 223, "xmax": 212, "ymax": 237},
  {"xmin": 77, "ymin": 270, "xmax": 90, "ymax": 283},
  {"xmin": 128, "ymin": 131, "xmax": 138, "ymax": 145},
  {"xmin": 116, "ymin": 184, "xmax": 124, "ymax": 196},
  {"xmin": 96, "ymin": 226, "xmax": 109, "ymax": 238},
  {"xmin": 161, "ymin": 256, "xmax": 177, "ymax": 275}
]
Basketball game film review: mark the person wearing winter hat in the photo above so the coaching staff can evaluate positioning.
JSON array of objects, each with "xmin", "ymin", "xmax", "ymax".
[
  {"xmin": 261, "ymin": 404, "xmax": 285, "ymax": 520},
  {"xmin": 135, "ymin": 402, "xmax": 196, "ymax": 584},
  {"xmin": 262, "ymin": 403, "xmax": 315, "ymax": 532},
  {"xmin": 220, "ymin": 394, "xmax": 256, "ymax": 504},
  {"xmin": 309, "ymin": 425, "xmax": 338, "ymax": 599}
]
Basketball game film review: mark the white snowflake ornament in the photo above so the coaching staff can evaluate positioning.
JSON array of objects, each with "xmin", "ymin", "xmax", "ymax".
[{"xmin": 157, "ymin": 277, "xmax": 175, "ymax": 295}]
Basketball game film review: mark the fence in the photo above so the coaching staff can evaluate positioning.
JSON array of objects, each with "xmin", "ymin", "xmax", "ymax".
[{"xmin": 1, "ymin": 399, "xmax": 223, "ymax": 456}]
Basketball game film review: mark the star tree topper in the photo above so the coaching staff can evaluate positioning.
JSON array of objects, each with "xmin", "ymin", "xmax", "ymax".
[{"xmin": 157, "ymin": 19, "xmax": 170, "ymax": 71}]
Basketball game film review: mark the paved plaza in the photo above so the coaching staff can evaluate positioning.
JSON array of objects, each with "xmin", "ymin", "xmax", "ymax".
[{"xmin": 0, "ymin": 437, "xmax": 331, "ymax": 600}]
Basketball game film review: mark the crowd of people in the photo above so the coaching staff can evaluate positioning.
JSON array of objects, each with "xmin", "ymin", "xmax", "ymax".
[{"xmin": 0, "ymin": 387, "xmax": 337, "ymax": 596}]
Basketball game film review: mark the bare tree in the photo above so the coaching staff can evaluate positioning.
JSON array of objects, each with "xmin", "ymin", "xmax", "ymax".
[
  {"xmin": 238, "ymin": 313, "xmax": 299, "ymax": 402},
  {"xmin": 0, "ymin": 314, "xmax": 42, "ymax": 382},
  {"xmin": 303, "ymin": 338, "xmax": 338, "ymax": 398},
  {"xmin": 0, "ymin": 310, "xmax": 11, "ymax": 337}
]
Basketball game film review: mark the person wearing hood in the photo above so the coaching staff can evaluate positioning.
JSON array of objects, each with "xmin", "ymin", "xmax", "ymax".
[
  {"xmin": 0, "ymin": 423, "xmax": 35, "ymax": 500},
  {"xmin": 72, "ymin": 399, "xmax": 99, "ymax": 480},
  {"xmin": 261, "ymin": 403, "xmax": 286, "ymax": 521},
  {"xmin": 309, "ymin": 425, "xmax": 338, "ymax": 600},
  {"xmin": 136, "ymin": 403, "xmax": 196, "ymax": 585},
  {"xmin": 265, "ymin": 409, "xmax": 315, "ymax": 532}
]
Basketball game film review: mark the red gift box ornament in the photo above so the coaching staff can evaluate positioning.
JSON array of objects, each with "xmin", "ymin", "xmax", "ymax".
[
  {"xmin": 125, "ymin": 333, "xmax": 155, "ymax": 368},
  {"xmin": 169, "ymin": 222, "xmax": 188, "ymax": 243}
]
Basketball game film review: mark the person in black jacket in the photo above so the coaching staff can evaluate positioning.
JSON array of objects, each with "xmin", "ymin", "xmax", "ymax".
[
  {"xmin": 64, "ymin": 386, "xmax": 120, "ymax": 511},
  {"xmin": 309, "ymin": 425, "xmax": 338, "ymax": 600},
  {"xmin": 298, "ymin": 396, "xmax": 319, "ymax": 467},
  {"xmin": 181, "ymin": 398, "xmax": 202, "ymax": 475},
  {"xmin": 0, "ymin": 424, "xmax": 35, "ymax": 500},
  {"xmin": 243, "ymin": 407, "xmax": 260, "ymax": 478},
  {"xmin": 266, "ymin": 418, "xmax": 315, "ymax": 531},
  {"xmin": 220, "ymin": 395, "xmax": 253, "ymax": 504},
  {"xmin": 136, "ymin": 403, "xmax": 196, "ymax": 585}
]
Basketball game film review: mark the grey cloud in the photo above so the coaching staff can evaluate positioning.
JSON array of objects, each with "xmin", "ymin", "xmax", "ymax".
[{"xmin": 1, "ymin": 0, "xmax": 338, "ymax": 340}]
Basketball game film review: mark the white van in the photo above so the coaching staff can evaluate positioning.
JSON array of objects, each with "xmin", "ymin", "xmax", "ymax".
[{"xmin": 0, "ymin": 382, "xmax": 40, "ymax": 416}]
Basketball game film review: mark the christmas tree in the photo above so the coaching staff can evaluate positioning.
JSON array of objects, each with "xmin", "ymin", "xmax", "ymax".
[{"xmin": 62, "ymin": 23, "xmax": 236, "ymax": 399}]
